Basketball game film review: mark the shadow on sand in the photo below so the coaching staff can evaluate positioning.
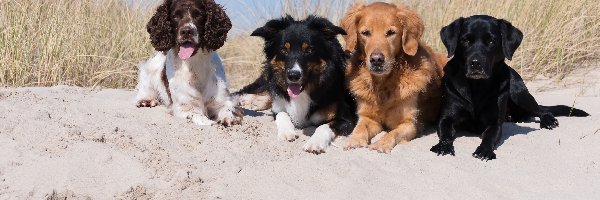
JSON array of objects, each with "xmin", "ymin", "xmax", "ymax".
[{"xmin": 420, "ymin": 122, "xmax": 538, "ymax": 149}]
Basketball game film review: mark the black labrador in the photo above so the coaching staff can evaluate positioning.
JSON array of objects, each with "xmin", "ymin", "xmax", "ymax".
[{"xmin": 430, "ymin": 15, "xmax": 589, "ymax": 161}]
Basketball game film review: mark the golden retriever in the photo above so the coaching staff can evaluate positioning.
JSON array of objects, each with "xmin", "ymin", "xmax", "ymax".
[{"xmin": 341, "ymin": 2, "xmax": 447, "ymax": 153}]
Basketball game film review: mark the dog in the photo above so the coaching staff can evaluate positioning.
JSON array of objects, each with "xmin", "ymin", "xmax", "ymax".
[
  {"xmin": 134, "ymin": 0, "xmax": 242, "ymax": 126},
  {"xmin": 340, "ymin": 2, "xmax": 447, "ymax": 153},
  {"xmin": 235, "ymin": 15, "xmax": 357, "ymax": 153},
  {"xmin": 430, "ymin": 15, "xmax": 590, "ymax": 160}
]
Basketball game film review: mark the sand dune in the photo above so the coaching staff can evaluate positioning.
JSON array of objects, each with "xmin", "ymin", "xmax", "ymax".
[{"xmin": 0, "ymin": 69, "xmax": 599, "ymax": 199}]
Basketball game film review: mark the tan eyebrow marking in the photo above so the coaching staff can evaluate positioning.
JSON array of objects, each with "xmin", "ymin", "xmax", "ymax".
[{"xmin": 302, "ymin": 42, "xmax": 309, "ymax": 51}]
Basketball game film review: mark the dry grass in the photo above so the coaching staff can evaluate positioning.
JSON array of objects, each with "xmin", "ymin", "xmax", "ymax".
[
  {"xmin": 0, "ymin": 0, "xmax": 153, "ymax": 88},
  {"xmin": 1, "ymin": 0, "xmax": 599, "ymax": 89}
]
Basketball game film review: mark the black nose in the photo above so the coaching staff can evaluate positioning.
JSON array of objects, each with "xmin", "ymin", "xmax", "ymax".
[
  {"xmin": 287, "ymin": 70, "xmax": 302, "ymax": 82},
  {"xmin": 180, "ymin": 27, "xmax": 194, "ymax": 36},
  {"xmin": 370, "ymin": 52, "xmax": 385, "ymax": 66},
  {"xmin": 470, "ymin": 59, "xmax": 481, "ymax": 68}
]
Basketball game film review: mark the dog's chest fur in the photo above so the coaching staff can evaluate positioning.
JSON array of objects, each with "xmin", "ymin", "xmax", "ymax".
[
  {"xmin": 272, "ymin": 92, "xmax": 324, "ymax": 128},
  {"xmin": 165, "ymin": 50, "xmax": 218, "ymax": 100}
]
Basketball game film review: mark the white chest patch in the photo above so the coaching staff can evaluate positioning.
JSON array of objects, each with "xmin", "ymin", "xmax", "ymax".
[{"xmin": 271, "ymin": 92, "xmax": 312, "ymax": 128}]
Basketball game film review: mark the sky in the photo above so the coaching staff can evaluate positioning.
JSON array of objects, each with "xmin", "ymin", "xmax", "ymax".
[{"xmin": 130, "ymin": 0, "xmax": 356, "ymax": 35}]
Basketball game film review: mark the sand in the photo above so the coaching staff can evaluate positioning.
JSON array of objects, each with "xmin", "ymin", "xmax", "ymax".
[{"xmin": 1, "ymin": 69, "xmax": 599, "ymax": 199}]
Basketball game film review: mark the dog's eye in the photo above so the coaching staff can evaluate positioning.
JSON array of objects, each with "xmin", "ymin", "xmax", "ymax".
[
  {"xmin": 386, "ymin": 30, "xmax": 396, "ymax": 37},
  {"xmin": 488, "ymin": 39, "xmax": 495, "ymax": 45},
  {"xmin": 305, "ymin": 48, "xmax": 312, "ymax": 54},
  {"xmin": 462, "ymin": 38, "xmax": 471, "ymax": 45},
  {"xmin": 361, "ymin": 30, "xmax": 371, "ymax": 37}
]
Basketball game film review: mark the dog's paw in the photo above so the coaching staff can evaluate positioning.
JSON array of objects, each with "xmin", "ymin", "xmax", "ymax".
[
  {"xmin": 237, "ymin": 94, "xmax": 271, "ymax": 111},
  {"xmin": 473, "ymin": 146, "xmax": 496, "ymax": 161},
  {"xmin": 136, "ymin": 99, "xmax": 160, "ymax": 107},
  {"xmin": 277, "ymin": 123, "xmax": 298, "ymax": 142},
  {"xmin": 343, "ymin": 135, "xmax": 369, "ymax": 150},
  {"xmin": 191, "ymin": 115, "xmax": 216, "ymax": 126},
  {"xmin": 216, "ymin": 107, "xmax": 243, "ymax": 126},
  {"xmin": 368, "ymin": 139, "xmax": 395, "ymax": 154},
  {"xmin": 303, "ymin": 125, "xmax": 335, "ymax": 154},
  {"xmin": 218, "ymin": 115, "xmax": 242, "ymax": 126},
  {"xmin": 430, "ymin": 140, "xmax": 455, "ymax": 156},
  {"xmin": 540, "ymin": 113, "xmax": 559, "ymax": 130}
]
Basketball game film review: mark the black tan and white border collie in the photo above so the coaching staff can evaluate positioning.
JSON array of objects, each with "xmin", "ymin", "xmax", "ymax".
[{"xmin": 235, "ymin": 15, "xmax": 357, "ymax": 154}]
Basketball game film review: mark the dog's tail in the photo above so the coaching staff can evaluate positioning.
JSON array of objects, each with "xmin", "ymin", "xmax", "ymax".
[{"xmin": 542, "ymin": 105, "xmax": 590, "ymax": 117}]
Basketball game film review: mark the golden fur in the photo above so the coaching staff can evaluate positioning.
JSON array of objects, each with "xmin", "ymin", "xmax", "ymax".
[{"xmin": 341, "ymin": 2, "xmax": 447, "ymax": 153}]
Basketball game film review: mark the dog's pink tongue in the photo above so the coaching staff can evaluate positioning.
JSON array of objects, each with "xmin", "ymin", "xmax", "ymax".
[
  {"xmin": 287, "ymin": 84, "xmax": 302, "ymax": 99},
  {"xmin": 178, "ymin": 44, "xmax": 195, "ymax": 60}
]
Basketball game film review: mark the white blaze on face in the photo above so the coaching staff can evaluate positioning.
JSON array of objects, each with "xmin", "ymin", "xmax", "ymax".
[
  {"xmin": 286, "ymin": 61, "xmax": 304, "ymax": 99},
  {"xmin": 291, "ymin": 62, "xmax": 302, "ymax": 74},
  {"xmin": 185, "ymin": 22, "xmax": 199, "ymax": 43}
]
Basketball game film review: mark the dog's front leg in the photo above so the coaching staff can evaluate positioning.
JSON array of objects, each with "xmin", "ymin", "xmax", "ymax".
[
  {"xmin": 209, "ymin": 81, "xmax": 243, "ymax": 126},
  {"xmin": 211, "ymin": 98, "xmax": 243, "ymax": 126},
  {"xmin": 344, "ymin": 117, "xmax": 382, "ymax": 150},
  {"xmin": 431, "ymin": 115, "xmax": 458, "ymax": 156},
  {"xmin": 473, "ymin": 125, "xmax": 502, "ymax": 161},
  {"xmin": 275, "ymin": 112, "xmax": 298, "ymax": 142},
  {"xmin": 369, "ymin": 119, "xmax": 416, "ymax": 154},
  {"xmin": 474, "ymin": 91, "xmax": 509, "ymax": 161},
  {"xmin": 303, "ymin": 123, "xmax": 335, "ymax": 154},
  {"xmin": 135, "ymin": 52, "xmax": 169, "ymax": 107}
]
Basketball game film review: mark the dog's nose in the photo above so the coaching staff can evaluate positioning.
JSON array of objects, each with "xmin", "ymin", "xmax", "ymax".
[
  {"xmin": 470, "ymin": 59, "xmax": 481, "ymax": 68},
  {"xmin": 180, "ymin": 27, "xmax": 194, "ymax": 36},
  {"xmin": 287, "ymin": 70, "xmax": 302, "ymax": 82},
  {"xmin": 370, "ymin": 52, "xmax": 385, "ymax": 66}
]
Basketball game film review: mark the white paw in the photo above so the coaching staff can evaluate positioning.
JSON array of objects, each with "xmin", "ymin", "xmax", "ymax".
[
  {"xmin": 191, "ymin": 115, "xmax": 215, "ymax": 126},
  {"xmin": 276, "ymin": 112, "xmax": 298, "ymax": 142},
  {"xmin": 303, "ymin": 124, "xmax": 335, "ymax": 154},
  {"xmin": 136, "ymin": 99, "xmax": 160, "ymax": 107},
  {"xmin": 216, "ymin": 107, "xmax": 243, "ymax": 126},
  {"xmin": 277, "ymin": 123, "xmax": 298, "ymax": 142}
]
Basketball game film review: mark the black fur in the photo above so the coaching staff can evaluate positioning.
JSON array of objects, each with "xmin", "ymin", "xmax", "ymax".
[
  {"xmin": 431, "ymin": 15, "xmax": 589, "ymax": 161},
  {"xmin": 235, "ymin": 15, "xmax": 357, "ymax": 136}
]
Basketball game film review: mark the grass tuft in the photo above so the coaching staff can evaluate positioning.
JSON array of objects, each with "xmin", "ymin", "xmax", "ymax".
[{"xmin": 1, "ymin": 0, "xmax": 599, "ymax": 89}]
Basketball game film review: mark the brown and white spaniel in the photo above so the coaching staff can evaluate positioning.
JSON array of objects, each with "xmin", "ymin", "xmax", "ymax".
[{"xmin": 135, "ymin": 0, "xmax": 242, "ymax": 126}]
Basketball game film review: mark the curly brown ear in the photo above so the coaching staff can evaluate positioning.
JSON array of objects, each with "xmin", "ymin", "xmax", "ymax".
[
  {"xmin": 146, "ymin": 0, "xmax": 175, "ymax": 52},
  {"xmin": 340, "ymin": 3, "xmax": 365, "ymax": 52},
  {"xmin": 200, "ymin": 0, "xmax": 232, "ymax": 51},
  {"xmin": 395, "ymin": 4, "xmax": 424, "ymax": 56}
]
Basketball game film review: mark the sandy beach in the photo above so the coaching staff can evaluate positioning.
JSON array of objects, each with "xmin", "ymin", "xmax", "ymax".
[{"xmin": 0, "ymin": 69, "xmax": 599, "ymax": 199}]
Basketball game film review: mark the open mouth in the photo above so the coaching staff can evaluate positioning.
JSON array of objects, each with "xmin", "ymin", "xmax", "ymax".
[
  {"xmin": 177, "ymin": 42, "xmax": 198, "ymax": 60},
  {"xmin": 286, "ymin": 83, "xmax": 303, "ymax": 99}
]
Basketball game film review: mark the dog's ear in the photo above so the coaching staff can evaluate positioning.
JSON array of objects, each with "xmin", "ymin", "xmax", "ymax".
[
  {"xmin": 146, "ymin": 0, "xmax": 175, "ymax": 52},
  {"xmin": 440, "ymin": 17, "xmax": 464, "ymax": 58},
  {"xmin": 307, "ymin": 15, "xmax": 346, "ymax": 40},
  {"xmin": 396, "ymin": 4, "xmax": 424, "ymax": 56},
  {"xmin": 250, "ymin": 15, "xmax": 294, "ymax": 40},
  {"xmin": 340, "ymin": 3, "xmax": 365, "ymax": 52},
  {"xmin": 498, "ymin": 19, "xmax": 523, "ymax": 60},
  {"xmin": 201, "ymin": 0, "xmax": 232, "ymax": 51}
]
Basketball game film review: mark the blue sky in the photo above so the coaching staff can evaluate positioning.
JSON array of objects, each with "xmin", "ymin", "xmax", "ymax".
[{"xmin": 131, "ymin": 0, "xmax": 355, "ymax": 35}]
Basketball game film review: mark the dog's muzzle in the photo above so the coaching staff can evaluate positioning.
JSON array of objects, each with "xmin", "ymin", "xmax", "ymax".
[{"xmin": 466, "ymin": 59, "xmax": 490, "ymax": 79}]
